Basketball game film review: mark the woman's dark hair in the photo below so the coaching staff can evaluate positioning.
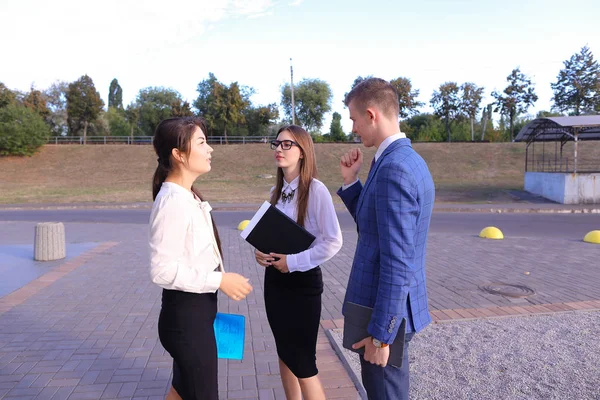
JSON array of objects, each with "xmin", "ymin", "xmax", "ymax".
[
  {"xmin": 152, "ymin": 117, "xmax": 222, "ymax": 257},
  {"xmin": 269, "ymin": 125, "xmax": 317, "ymax": 227}
]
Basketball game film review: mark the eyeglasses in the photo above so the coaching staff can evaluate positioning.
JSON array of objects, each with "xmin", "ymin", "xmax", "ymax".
[{"xmin": 270, "ymin": 140, "xmax": 300, "ymax": 150}]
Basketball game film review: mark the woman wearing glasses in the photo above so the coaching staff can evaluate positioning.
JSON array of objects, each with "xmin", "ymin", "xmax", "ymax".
[{"xmin": 255, "ymin": 125, "xmax": 343, "ymax": 400}]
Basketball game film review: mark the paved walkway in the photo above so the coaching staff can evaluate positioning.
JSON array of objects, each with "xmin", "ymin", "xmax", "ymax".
[{"xmin": 1, "ymin": 216, "xmax": 599, "ymax": 399}]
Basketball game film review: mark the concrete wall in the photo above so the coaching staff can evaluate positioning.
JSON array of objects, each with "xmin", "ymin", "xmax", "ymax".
[{"xmin": 524, "ymin": 172, "xmax": 600, "ymax": 204}]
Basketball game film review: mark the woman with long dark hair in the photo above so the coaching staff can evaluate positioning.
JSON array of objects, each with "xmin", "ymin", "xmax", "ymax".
[
  {"xmin": 255, "ymin": 125, "xmax": 343, "ymax": 400},
  {"xmin": 149, "ymin": 117, "xmax": 253, "ymax": 400}
]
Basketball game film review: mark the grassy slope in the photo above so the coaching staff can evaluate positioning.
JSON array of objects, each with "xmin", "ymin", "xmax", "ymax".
[{"xmin": 1, "ymin": 142, "xmax": 598, "ymax": 204}]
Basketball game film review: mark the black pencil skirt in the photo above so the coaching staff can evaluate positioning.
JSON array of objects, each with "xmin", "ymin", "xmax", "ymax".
[
  {"xmin": 264, "ymin": 266, "xmax": 323, "ymax": 379},
  {"xmin": 158, "ymin": 289, "xmax": 218, "ymax": 400}
]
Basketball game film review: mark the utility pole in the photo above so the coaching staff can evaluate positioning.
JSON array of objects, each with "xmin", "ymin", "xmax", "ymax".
[{"xmin": 290, "ymin": 58, "xmax": 296, "ymax": 125}]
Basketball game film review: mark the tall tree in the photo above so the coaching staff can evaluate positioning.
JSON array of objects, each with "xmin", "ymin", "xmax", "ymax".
[
  {"xmin": 136, "ymin": 87, "xmax": 182, "ymax": 136},
  {"xmin": 551, "ymin": 46, "xmax": 600, "ymax": 115},
  {"xmin": 23, "ymin": 87, "xmax": 50, "ymax": 119},
  {"xmin": 390, "ymin": 77, "xmax": 424, "ymax": 118},
  {"xmin": 460, "ymin": 82, "xmax": 484, "ymax": 141},
  {"xmin": 329, "ymin": 111, "xmax": 346, "ymax": 142},
  {"xmin": 430, "ymin": 82, "xmax": 461, "ymax": 142},
  {"xmin": 66, "ymin": 75, "xmax": 104, "ymax": 144},
  {"xmin": 108, "ymin": 78, "xmax": 123, "ymax": 110},
  {"xmin": 492, "ymin": 68, "xmax": 538, "ymax": 141},
  {"xmin": 171, "ymin": 100, "xmax": 194, "ymax": 117},
  {"xmin": 281, "ymin": 78, "xmax": 332, "ymax": 132},
  {"xmin": 124, "ymin": 102, "xmax": 141, "ymax": 138},
  {"xmin": 44, "ymin": 81, "xmax": 69, "ymax": 136},
  {"xmin": 194, "ymin": 73, "xmax": 223, "ymax": 135},
  {"xmin": 219, "ymin": 82, "xmax": 250, "ymax": 143}
]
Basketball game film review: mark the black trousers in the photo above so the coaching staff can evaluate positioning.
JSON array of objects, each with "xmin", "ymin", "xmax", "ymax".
[{"xmin": 158, "ymin": 289, "xmax": 218, "ymax": 400}]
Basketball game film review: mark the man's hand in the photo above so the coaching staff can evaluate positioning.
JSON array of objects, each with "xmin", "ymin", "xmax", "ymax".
[
  {"xmin": 340, "ymin": 148, "xmax": 363, "ymax": 185},
  {"xmin": 352, "ymin": 336, "xmax": 390, "ymax": 367}
]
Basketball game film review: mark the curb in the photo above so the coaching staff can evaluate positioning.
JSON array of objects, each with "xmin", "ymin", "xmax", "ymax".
[
  {"xmin": 325, "ymin": 329, "xmax": 367, "ymax": 400},
  {"xmin": 434, "ymin": 207, "xmax": 600, "ymax": 214}
]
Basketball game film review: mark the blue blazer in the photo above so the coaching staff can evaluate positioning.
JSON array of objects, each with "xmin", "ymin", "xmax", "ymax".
[{"xmin": 338, "ymin": 138, "xmax": 435, "ymax": 343}]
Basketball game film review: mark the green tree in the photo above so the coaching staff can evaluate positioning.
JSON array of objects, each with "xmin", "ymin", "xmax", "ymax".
[
  {"xmin": 44, "ymin": 81, "xmax": 69, "ymax": 136},
  {"xmin": 390, "ymin": 77, "xmax": 423, "ymax": 118},
  {"xmin": 244, "ymin": 103, "xmax": 279, "ymax": 136},
  {"xmin": 281, "ymin": 78, "xmax": 332, "ymax": 132},
  {"xmin": 0, "ymin": 82, "xmax": 17, "ymax": 108},
  {"xmin": 551, "ymin": 46, "xmax": 600, "ymax": 116},
  {"xmin": 430, "ymin": 82, "xmax": 461, "ymax": 142},
  {"xmin": 492, "ymin": 68, "xmax": 538, "ymax": 141},
  {"xmin": 108, "ymin": 78, "xmax": 124, "ymax": 110},
  {"xmin": 403, "ymin": 113, "xmax": 445, "ymax": 142},
  {"xmin": 460, "ymin": 82, "xmax": 484, "ymax": 141},
  {"xmin": 329, "ymin": 112, "xmax": 346, "ymax": 142},
  {"xmin": 194, "ymin": 73, "xmax": 223, "ymax": 135},
  {"xmin": 0, "ymin": 103, "xmax": 51, "ymax": 155},
  {"xmin": 194, "ymin": 74, "xmax": 253, "ymax": 142},
  {"xmin": 125, "ymin": 102, "xmax": 141, "ymax": 138},
  {"xmin": 136, "ymin": 87, "xmax": 182, "ymax": 136},
  {"xmin": 66, "ymin": 75, "xmax": 105, "ymax": 143},
  {"xmin": 106, "ymin": 107, "xmax": 130, "ymax": 136}
]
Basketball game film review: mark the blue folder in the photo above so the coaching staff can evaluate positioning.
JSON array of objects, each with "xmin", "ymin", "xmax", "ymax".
[{"xmin": 213, "ymin": 312, "xmax": 245, "ymax": 360}]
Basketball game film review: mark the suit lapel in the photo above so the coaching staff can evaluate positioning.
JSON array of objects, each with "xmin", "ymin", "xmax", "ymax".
[{"xmin": 356, "ymin": 139, "xmax": 409, "ymax": 214}]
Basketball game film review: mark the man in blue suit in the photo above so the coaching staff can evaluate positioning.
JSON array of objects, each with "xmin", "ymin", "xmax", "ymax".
[{"xmin": 338, "ymin": 78, "xmax": 435, "ymax": 400}]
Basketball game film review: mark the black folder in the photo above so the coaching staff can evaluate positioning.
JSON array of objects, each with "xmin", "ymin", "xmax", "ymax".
[
  {"xmin": 240, "ymin": 201, "xmax": 316, "ymax": 255},
  {"xmin": 342, "ymin": 302, "xmax": 406, "ymax": 368}
]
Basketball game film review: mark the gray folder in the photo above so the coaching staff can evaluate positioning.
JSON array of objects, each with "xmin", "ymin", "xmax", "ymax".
[{"xmin": 342, "ymin": 302, "xmax": 406, "ymax": 368}]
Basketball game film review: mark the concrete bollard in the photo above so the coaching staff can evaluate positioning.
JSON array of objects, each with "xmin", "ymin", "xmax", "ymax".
[{"xmin": 34, "ymin": 222, "xmax": 66, "ymax": 261}]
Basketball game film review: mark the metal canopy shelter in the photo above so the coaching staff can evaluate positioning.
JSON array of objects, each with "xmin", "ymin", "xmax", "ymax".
[{"xmin": 514, "ymin": 116, "xmax": 600, "ymax": 173}]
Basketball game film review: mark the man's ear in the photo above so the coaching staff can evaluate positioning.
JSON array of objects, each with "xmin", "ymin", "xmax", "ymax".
[{"xmin": 366, "ymin": 108, "xmax": 377, "ymax": 122}]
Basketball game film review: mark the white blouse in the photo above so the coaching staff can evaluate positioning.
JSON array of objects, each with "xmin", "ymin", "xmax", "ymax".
[
  {"xmin": 148, "ymin": 182, "xmax": 224, "ymax": 293},
  {"xmin": 273, "ymin": 176, "xmax": 343, "ymax": 273}
]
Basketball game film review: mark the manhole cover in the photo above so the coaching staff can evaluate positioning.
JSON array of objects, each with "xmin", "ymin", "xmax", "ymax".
[{"xmin": 479, "ymin": 283, "xmax": 535, "ymax": 298}]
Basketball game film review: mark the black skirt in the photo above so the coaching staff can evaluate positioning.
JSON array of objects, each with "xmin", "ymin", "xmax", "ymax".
[
  {"xmin": 264, "ymin": 266, "xmax": 323, "ymax": 378},
  {"xmin": 158, "ymin": 289, "xmax": 218, "ymax": 400}
]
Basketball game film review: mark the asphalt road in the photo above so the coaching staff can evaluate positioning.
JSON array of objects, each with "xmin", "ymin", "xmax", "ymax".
[{"xmin": 1, "ymin": 209, "xmax": 598, "ymax": 241}]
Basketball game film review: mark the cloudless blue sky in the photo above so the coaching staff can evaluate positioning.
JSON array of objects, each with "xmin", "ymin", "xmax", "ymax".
[{"xmin": 1, "ymin": 0, "xmax": 599, "ymax": 133}]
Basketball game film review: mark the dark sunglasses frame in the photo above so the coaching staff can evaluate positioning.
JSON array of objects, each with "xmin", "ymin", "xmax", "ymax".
[{"xmin": 270, "ymin": 139, "xmax": 300, "ymax": 150}]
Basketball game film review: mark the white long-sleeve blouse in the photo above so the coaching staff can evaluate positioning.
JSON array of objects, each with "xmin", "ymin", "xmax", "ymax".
[
  {"xmin": 149, "ymin": 182, "xmax": 224, "ymax": 293},
  {"xmin": 274, "ymin": 176, "xmax": 343, "ymax": 273}
]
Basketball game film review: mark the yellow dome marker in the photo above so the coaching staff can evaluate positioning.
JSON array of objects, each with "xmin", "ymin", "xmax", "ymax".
[
  {"xmin": 479, "ymin": 226, "xmax": 504, "ymax": 240},
  {"xmin": 583, "ymin": 230, "xmax": 600, "ymax": 244},
  {"xmin": 237, "ymin": 220, "xmax": 250, "ymax": 231}
]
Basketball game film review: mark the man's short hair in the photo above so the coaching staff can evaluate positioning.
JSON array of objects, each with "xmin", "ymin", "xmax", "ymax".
[{"xmin": 344, "ymin": 78, "xmax": 399, "ymax": 119}]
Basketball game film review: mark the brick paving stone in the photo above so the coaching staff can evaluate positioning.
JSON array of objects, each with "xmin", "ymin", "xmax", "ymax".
[{"xmin": 2, "ymin": 220, "xmax": 600, "ymax": 399}]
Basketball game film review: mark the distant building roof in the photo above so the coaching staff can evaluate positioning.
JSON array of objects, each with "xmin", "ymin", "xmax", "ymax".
[{"xmin": 515, "ymin": 115, "xmax": 600, "ymax": 142}]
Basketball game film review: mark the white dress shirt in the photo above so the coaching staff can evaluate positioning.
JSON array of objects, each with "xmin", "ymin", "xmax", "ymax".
[
  {"xmin": 342, "ymin": 131, "xmax": 406, "ymax": 190},
  {"xmin": 149, "ymin": 182, "xmax": 224, "ymax": 293},
  {"xmin": 273, "ymin": 177, "xmax": 343, "ymax": 273}
]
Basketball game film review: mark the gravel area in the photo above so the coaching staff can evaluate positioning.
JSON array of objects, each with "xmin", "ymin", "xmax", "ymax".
[{"xmin": 328, "ymin": 311, "xmax": 600, "ymax": 399}]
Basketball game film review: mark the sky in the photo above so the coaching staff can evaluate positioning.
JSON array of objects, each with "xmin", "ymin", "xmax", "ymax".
[{"xmin": 1, "ymin": 0, "xmax": 599, "ymax": 133}]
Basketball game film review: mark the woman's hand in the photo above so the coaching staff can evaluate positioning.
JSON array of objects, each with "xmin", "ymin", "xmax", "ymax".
[
  {"xmin": 219, "ymin": 272, "xmax": 253, "ymax": 301},
  {"xmin": 269, "ymin": 253, "xmax": 289, "ymax": 273},
  {"xmin": 255, "ymin": 249, "xmax": 275, "ymax": 267}
]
